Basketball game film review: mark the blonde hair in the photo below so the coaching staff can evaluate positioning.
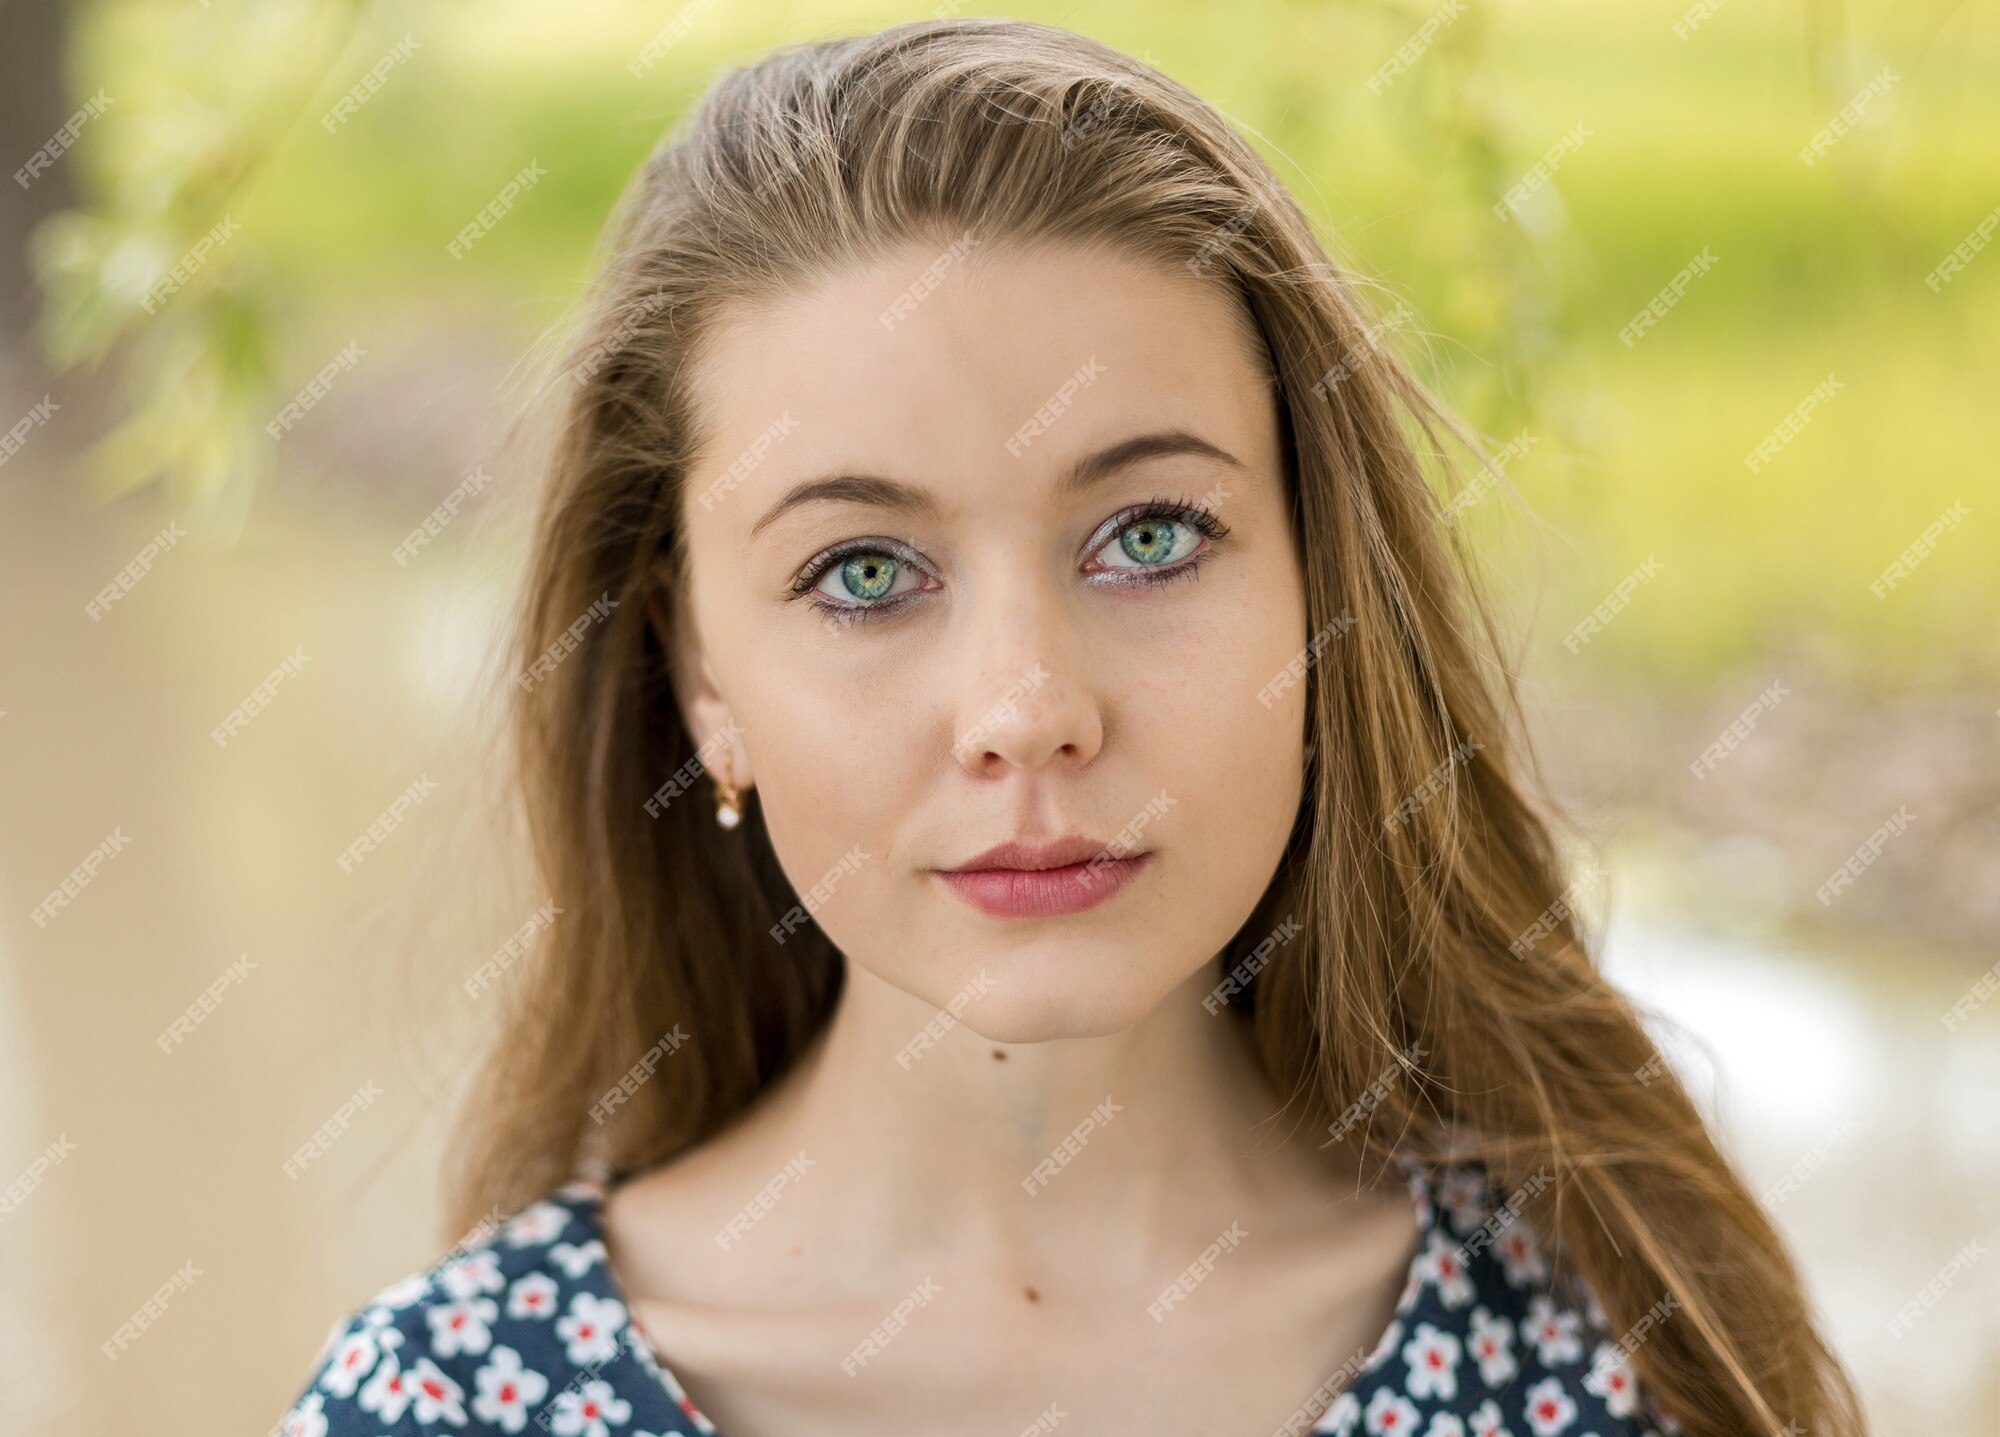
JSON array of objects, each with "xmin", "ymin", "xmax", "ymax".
[{"xmin": 441, "ymin": 19, "xmax": 1866, "ymax": 1437}]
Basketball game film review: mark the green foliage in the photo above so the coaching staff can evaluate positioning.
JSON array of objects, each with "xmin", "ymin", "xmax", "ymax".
[{"xmin": 28, "ymin": 0, "xmax": 1999, "ymax": 681}]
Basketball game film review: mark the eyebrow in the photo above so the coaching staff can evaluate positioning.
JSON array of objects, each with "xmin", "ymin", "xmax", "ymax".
[{"xmin": 745, "ymin": 429, "xmax": 1246, "ymax": 541}]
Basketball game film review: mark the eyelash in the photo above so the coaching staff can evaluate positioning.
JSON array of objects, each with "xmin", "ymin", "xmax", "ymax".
[{"xmin": 789, "ymin": 493, "xmax": 1233, "ymax": 628}]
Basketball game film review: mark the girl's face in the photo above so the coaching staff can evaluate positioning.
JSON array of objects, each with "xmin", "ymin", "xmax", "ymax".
[{"xmin": 667, "ymin": 237, "xmax": 1310, "ymax": 1040}]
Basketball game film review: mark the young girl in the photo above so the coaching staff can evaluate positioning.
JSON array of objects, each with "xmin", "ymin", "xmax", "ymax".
[{"xmin": 277, "ymin": 18, "xmax": 1864, "ymax": 1437}]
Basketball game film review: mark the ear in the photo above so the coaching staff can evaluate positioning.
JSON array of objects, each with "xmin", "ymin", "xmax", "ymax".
[{"xmin": 648, "ymin": 556, "xmax": 753, "ymax": 793}]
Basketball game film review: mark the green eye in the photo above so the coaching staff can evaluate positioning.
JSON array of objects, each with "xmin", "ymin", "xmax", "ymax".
[
  {"xmin": 1116, "ymin": 516, "xmax": 1194, "ymax": 567},
  {"xmin": 838, "ymin": 553, "xmax": 899, "ymax": 600}
]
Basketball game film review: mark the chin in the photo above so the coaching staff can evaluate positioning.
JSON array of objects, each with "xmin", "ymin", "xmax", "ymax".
[{"xmin": 915, "ymin": 941, "xmax": 1184, "ymax": 1044}]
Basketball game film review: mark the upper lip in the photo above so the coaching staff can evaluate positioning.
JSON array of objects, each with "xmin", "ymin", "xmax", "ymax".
[{"xmin": 940, "ymin": 836, "xmax": 1145, "ymax": 873}]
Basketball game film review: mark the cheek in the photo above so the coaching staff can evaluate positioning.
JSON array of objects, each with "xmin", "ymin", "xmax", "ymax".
[
  {"xmin": 725, "ymin": 660, "xmax": 925, "ymax": 940},
  {"xmin": 1122, "ymin": 602, "xmax": 1309, "ymax": 865}
]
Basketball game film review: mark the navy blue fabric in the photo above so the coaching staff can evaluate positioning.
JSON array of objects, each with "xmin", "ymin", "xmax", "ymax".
[{"xmin": 275, "ymin": 1155, "xmax": 1680, "ymax": 1437}]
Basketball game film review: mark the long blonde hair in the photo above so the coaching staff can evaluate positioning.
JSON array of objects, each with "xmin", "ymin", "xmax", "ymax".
[{"xmin": 441, "ymin": 19, "xmax": 1865, "ymax": 1437}]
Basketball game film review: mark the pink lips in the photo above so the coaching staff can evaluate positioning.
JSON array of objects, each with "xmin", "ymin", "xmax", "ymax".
[{"xmin": 934, "ymin": 837, "xmax": 1152, "ymax": 918}]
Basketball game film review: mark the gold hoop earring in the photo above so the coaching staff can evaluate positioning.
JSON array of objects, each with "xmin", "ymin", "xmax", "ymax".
[{"xmin": 713, "ymin": 775, "xmax": 743, "ymax": 830}]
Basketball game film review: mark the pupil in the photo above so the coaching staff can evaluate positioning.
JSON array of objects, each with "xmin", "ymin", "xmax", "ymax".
[{"xmin": 842, "ymin": 554, "xmax": 896, "ymax": 600}]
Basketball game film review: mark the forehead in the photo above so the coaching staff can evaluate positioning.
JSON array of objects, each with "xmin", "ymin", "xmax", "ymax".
[{"xmin": 680, "ymin": 236, "xmax": 1277, "ymax": 527}]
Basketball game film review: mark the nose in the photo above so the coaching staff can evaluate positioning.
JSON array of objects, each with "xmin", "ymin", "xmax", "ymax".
[{"xmin": 948, "ymin": 576, "xmax": 1104, "ymax": 779}]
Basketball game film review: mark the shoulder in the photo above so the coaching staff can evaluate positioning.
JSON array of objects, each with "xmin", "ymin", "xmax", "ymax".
[
  {"xmin": 1319, "ymin": 1155, "xmax": 1686, "ymax": 1437},
  {"xmin": 272, "ymin": 1179, "xmax": 637, "ymax": 1437}
]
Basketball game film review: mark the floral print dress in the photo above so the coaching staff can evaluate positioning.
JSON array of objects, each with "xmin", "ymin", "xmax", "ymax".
[{"xmin": 275, "ymin": 1154, "xmax": 1683, "ymax": 1437}]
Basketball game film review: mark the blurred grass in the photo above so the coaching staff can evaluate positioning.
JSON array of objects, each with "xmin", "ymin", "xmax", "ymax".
[{"xmin": 50, "ymin": 0, "xmax": 2000, "ymax": 690}]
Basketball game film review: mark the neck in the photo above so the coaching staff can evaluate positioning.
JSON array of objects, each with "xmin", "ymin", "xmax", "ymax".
[{"xmin": 700, "ymin": 955, "xmax": 1351, "ymax": 1294}]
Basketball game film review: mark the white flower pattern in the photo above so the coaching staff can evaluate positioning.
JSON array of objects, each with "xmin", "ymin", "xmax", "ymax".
[
  {"xmin": 275, "ymin": 1156, "xmax": 1666, "ymax": 1437},
  {"xmin": 472, "ymin": 1344, "xmax": 550, "ymax": 1433}
]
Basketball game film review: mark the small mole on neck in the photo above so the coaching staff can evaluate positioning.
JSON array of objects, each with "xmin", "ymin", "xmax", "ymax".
[
  {"xmin": 1024, "ymin": 1284, "xmax": 1040, "ymax": 1302},
  {"xmin": 991, "ymin": 1048, "xmax": 1007, "ymax": 1060}
]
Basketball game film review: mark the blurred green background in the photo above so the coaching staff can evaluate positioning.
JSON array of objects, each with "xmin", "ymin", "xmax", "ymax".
[{"xmin": 0, "ymin": 2, "xmax": 1994, "ymax": 1435}]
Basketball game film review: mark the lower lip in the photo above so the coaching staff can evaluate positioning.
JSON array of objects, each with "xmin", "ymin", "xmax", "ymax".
[{"xmin": 934, "ymin": 853, "xmax": 1151, "ymax": 918}]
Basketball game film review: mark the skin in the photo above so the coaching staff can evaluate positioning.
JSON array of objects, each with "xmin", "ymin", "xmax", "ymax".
[{"xmin": 610, "ymin": 236, "xmax": 1422, "ymax": 1436}]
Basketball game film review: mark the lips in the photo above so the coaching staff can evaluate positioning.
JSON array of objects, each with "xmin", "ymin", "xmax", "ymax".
[
  {"xmin": 934, "ymin": 837, "xmax": 1152, "ymax": 918},
  {"xmin": 940, "ymin": 835, "xmax": 1131, "ymax": 873}
]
